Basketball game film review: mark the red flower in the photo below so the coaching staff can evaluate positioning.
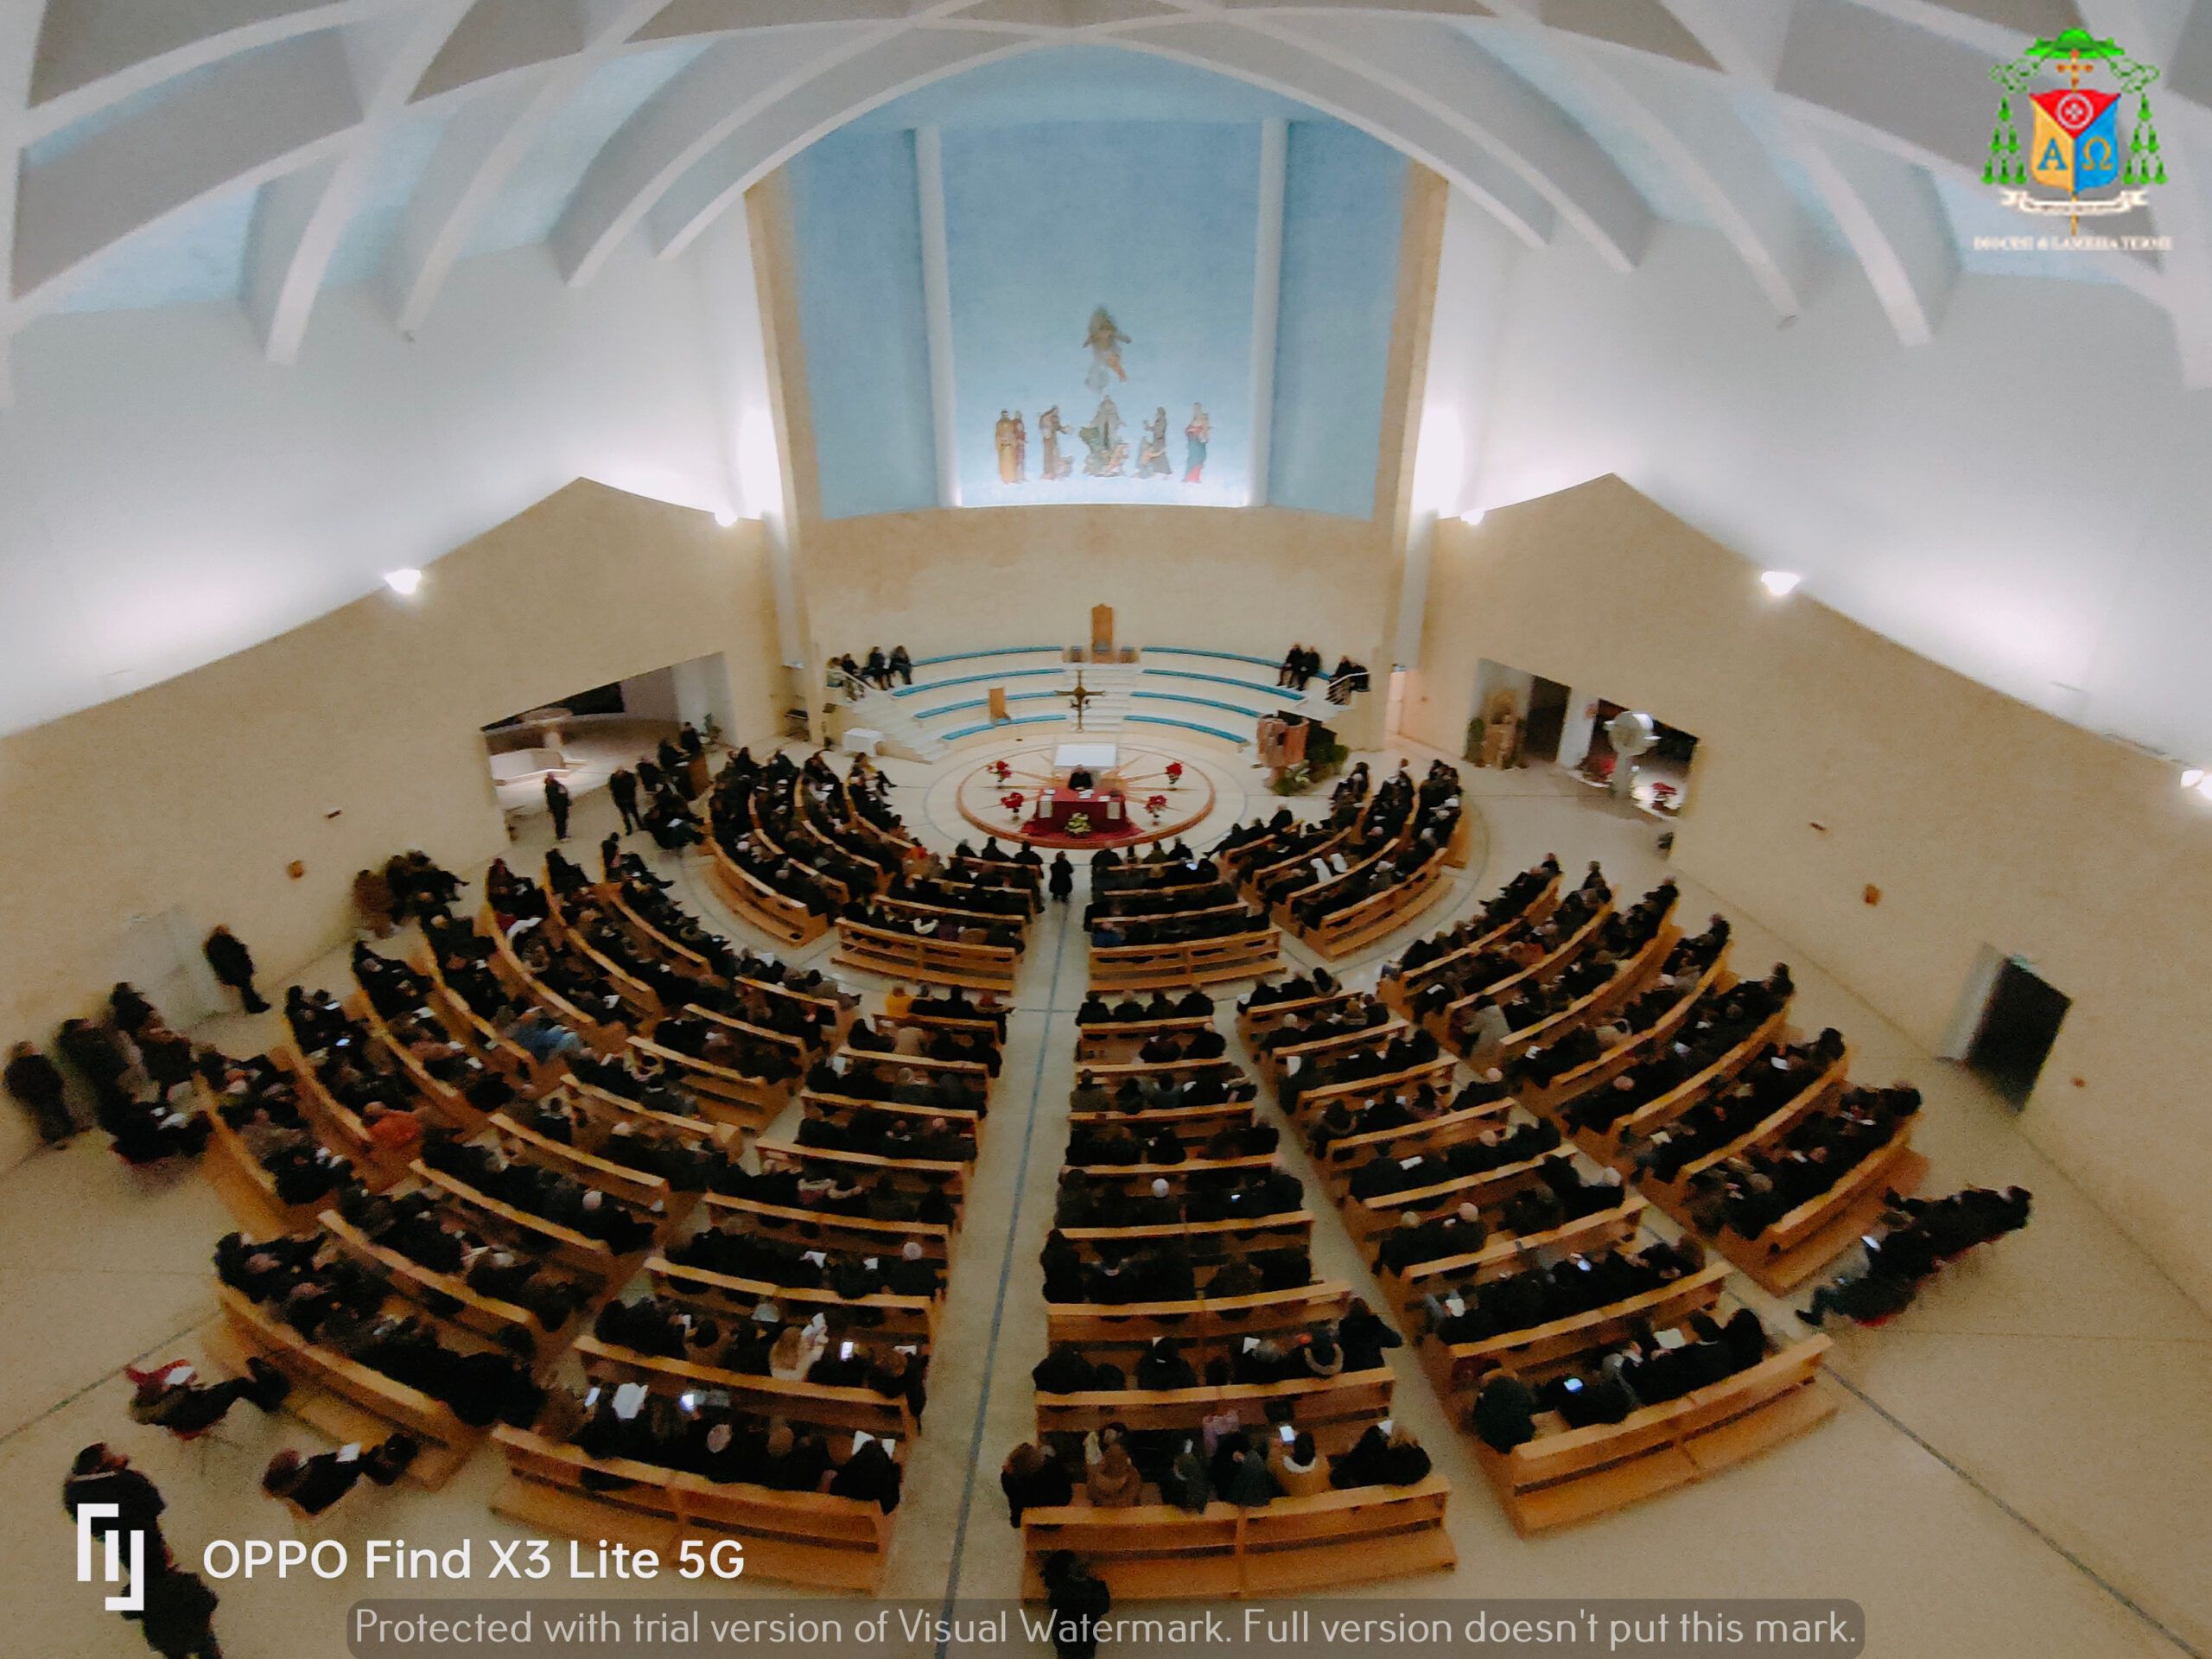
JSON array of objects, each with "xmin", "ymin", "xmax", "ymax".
[
  {"xmin": 1001, "ymin": 791, "xmax": 1026, "ymax": 817},
  {"xmin": 1164, "ymin": 762, "xmax": 1184, "ymax": 784}
]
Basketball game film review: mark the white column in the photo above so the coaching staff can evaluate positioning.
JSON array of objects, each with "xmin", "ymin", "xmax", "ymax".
[
  {"xmin": 914, "ymin": 124, "xmax": 962, "ymax": 509},
  {"xmin": 1246, "ymin": 118, "xmax": 1289, "ymax": 507}
]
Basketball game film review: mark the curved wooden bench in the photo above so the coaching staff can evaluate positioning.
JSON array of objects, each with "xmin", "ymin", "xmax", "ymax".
[
  {"xmin": 832, "ymin": 920, "xmax": 1020, "ymax": 995},
  {"xmin": 627, "ymin": 1036, "xmax": 787, "ymax": 1132},
  {"xmin": 317, "ymin": 1208, "xmax": 564, "ymax": 1363},
  {"xmin": 1046, "ymin": 1281, "xmax": 1351, "ymax": 1370},
  {"xmin": 483, "ymin": 918, "xmax": 627, "ymax": 1058},
  {"xmin": 1582, "ymin": 1004, "xmax": 1793, "ymax": 1163},
  {"xmin": 1038, "ymin": 1366, "xmax": 1395, "ymax": 1447},
  {"xmin": 1377, "ymin": 873, "xmax": 1562, "ymax": 1014},
  {"xmin": 1494, "ymin": 912, "xmax": 1681, "ymax": 1065},
  {"xmin": 1379, "ymin": 1198, "xmax": 1649, "ymax": 1322},
  {"xmin": 1433, "ymin": 899, "xmax": 1614, "ymax": 1044},
  {"xmin": 409, "ymin": 1160, "xmax": 644, "ymax": 1285},
  {"xmin": 701, "ymin": 1191, "xmax": 956, "ymax": 1261},
  {"xmin": 706, "ymin": 840, "xmax": 827, "ymax": 948},
  {"xmin": 1313, "ymin": 1097, "xmax": 1518, "ymax": 1192},
  {"xmin": 212, "ymin": 1284, "xmax": 480, "ymax": 1489},
  {"xmin": 1420, "ymin": 1262, "xmax": 1734, "ymax": 1412},
  {"xmin": 1065, "ymin": 1153, "xmax": 1276, "ymax": 1193},
  {"xmin": 1306, "ymin": 845, "xmax": 1452, "ymax": 960},
  {"xmin": 646, "ymin": 1256, "xmax": 937, "ymax": 1350},
  {"xmin": 754, "ymin": 1137, "xmax": 968, "ymax": 1199},
  {"xmin": 1076, "ymin": 1014, "xmax": 1211, "ymax": 1062},
  {"xmin": 274, "ymin": 1046, "xmax": 413, "ymax": 1190},
  {"xmin": 1472, "ymin": 1338, "xmax": 1834, "ymax": 1535},
  {"xmin": 198, "ymin": 1096, "xmax": 330, "ymax": 1239},
  {"xmin": 486, "ymin": 1111, "xmax": 682, "ymax": 1217},
  {"xmin": 1522, "ymin": 949, "xmax": 1732, "ymax": 1118},
  {"xmin": 575, "ymin": 1338, "xmax": 916, "ymax": 1444},
  {"xmin": 1068, "ymin": 1100, "xmax": 1253, "ymax": 1150},
  {"xmin": 1713, "ymin": 1122, "xmax": 1928, "ymax": 1296},
  {"xmin": 1058, "ymin": 1209, "xmax": 1313, "ymax": 1267},
  {"xmin": 1021, "ymin": 1475, "xmax": 1455, "ymax": 1600},
  {"xmin": 490, "ymin": 1427, "xmax": 892, "ymax": 1592},
  {"xmin": 1341, "ymin": 1146, "xmax": 1578, "ymax": 1242},
  {"xmin": 1089, "ymin": 930, "xmax": 1281, "ymax": 993}
]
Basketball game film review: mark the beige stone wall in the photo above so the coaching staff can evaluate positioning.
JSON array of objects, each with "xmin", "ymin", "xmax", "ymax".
[
  {"xmin": 801, "ymin": 504, "xmax": 1395, "ymax": 671},
  {"xmin": 0, "ymin": 480, "xmax": 779, "ymax": 1169},
  {"xmin": 1406, "ymin": 474, "xmax": 2212, "ymax": 1310}
]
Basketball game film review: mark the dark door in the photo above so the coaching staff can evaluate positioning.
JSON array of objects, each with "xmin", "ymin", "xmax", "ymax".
[
  {"xmin": 1966, "ymin": 959, "xmax": 2069, "ymax": 1106},
  {"xmin": 1523, "ymin": 677, "xmax": 1570, "ymax": 763}
]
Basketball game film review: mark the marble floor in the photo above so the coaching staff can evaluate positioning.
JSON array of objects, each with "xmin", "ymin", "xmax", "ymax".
[{"xmin": 5, "ymin": 733, "xmax": 2209, "ymax": 1659}]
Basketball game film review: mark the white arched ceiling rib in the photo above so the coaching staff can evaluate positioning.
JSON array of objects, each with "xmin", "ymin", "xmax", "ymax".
[
  {"xmin": 22, "ymin": 0, "xmax": 393, "ymax": 140},
  {"xmin": 634, "ymin": 1, "xmax": 915, "ymax": 44},
  {"xmin": 11, "ymin": 28, "xmax": 364, "ymax": 308},
  {"xmin": 550, "ymin": 23, "xmax": 916, "ymax": 288},
  {"xmin": 1655, "ymin": 0, "xmax": 1957, "ymax": 343},
  {"xmin": 245, "ymin": 0, "xmax": 476, "ymax": 364},
  {"xmin": 1186, "ymin": 13, "xmax": 1655, "ymax": 269},
  {"xmin": 0, "ymin": 3, "xmax": 41, "ymax": 404},
  {"xmin": 645, "ymin": 31, "xmax": 1052, "ymax": 257},
  {"xmin": 381, "ymin": 0, "xmax": 671, "ymax": 335},
  {"xmin": 1770, "ymin": 0, "xmax": 2210, "ymax": 378}
]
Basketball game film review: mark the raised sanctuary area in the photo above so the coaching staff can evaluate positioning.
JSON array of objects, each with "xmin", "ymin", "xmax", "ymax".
[{"xmin": 3, "ymin": 10, "xmax": 2212, "ymax": 1659}]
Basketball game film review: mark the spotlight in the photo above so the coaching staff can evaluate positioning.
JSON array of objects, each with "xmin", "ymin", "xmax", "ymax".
[
  {"xmin": 1459, "ymin": 508, "xmax": 1485, "ymax": 527},
  {"xmin": 714, "ymin": 508, "xmax": 737, "ymax": 528},
  {"xmin": 1759, "ymin": 570, "xmax": 1802, "ymax": 598},
  {"xmin": 384, "ymin": 568, "xmax": 423, "ymax": 597},
  {"xmin": 2184, "ymin": 767, "xmax": 2206, "ymax": 791}
]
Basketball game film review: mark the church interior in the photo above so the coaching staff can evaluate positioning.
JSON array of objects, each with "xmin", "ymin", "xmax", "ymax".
[{"xmin": 3, "ymin": 5, "xmax": 2210, "ymax": 1657}]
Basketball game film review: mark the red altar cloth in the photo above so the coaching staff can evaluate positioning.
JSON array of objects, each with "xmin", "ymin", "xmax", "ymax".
[{"xmin": 1032, "ymin": 788, "xmax": 1126, "ymax": 837}]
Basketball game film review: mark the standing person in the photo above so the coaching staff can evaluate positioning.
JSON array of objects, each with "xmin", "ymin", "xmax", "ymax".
[
  {"xmin": 608, "ymin": 768, "xmax": 639, "ymax": 834},
  {"xmin": 1040, "ymin": 1552, "xmax": 1111, "ymax": 1659},
  {"xmin": 64, "ymin": 1445, "xmax": 169, "ymax": 1576},
  {"xmin": 543, "ymin": 775, "xmax": 571, "ymax": 842},
  {"xmin": 5, "ymin": 1040, "xmax": 76, "ymax": 1144},
  {"xmin": 201, "ymin": 927, "xmax": 268, "ymax": 1014},
  {"xmin": 1048, "ymin": 853, "xmax": 1074, "ymax": 905},
  {"xmin": 351, "ymin": 868, "xmax": 396, "ymax": 938},
  {"xmin": 124, "ymin": 1560, "xmax": 224, "ymax": 1659}
]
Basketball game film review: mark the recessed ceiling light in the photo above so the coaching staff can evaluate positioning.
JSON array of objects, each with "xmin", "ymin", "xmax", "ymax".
[
  {"xmin": 2183, "ymin": 767, "xmax": 2207, "ymax": 791},
  {"xmin": 384, "ymin": 568, "xmax": 423, "ymax": 597},
  {"xmin": 1759, "ymin": 570, "xmax": 1802, "ymax": 598}
]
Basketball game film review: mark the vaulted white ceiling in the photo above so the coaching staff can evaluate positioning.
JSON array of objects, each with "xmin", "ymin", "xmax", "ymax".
[{"xmin": 8, "ymin": 0, "xmax": 2212, "ymax": 393}]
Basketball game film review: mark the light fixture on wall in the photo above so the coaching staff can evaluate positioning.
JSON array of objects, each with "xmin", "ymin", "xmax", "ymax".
[
  {"xmin": 1759, "ymin": 570, "xmax": 1802, "ymax": 598},
  {"xmin": 714, "ymin": 508, "xmax": 738, "ymax": 528},
  {"xmin": 384, "ymin": 568, "xmax": 423, "ymax": 597},
  {"xmin": 2183, "ymin": 767, "xmax": 2206, "ymax": 791},
  {"xmin": 1459, "ymin": 508, "xmax": 1485, "ymax": 527}
]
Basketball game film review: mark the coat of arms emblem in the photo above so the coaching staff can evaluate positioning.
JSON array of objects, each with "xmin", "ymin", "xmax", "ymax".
[{"xmin": 1986, "ymin": 28, "xmax": 2164, "ymax": 232}]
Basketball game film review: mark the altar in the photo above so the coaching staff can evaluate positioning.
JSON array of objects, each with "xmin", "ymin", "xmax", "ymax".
[{"xmin": 1033, "ymin": 786, "xmax": 1128, "ymax": 837}]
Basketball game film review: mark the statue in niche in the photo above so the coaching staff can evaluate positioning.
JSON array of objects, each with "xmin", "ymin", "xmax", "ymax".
[
  {"xmin": 995, "ymin": 410, "xmax": 1028, "ymax": 484},
  {"xmin": 1136, "ymin": 407, "xmax": 1173, "ymax": 478},
  {"xmin": 1083, "ymin": 308, "xmax": 1130, "ymax": 394},
  {"xmin": 1038, "ymin": 407, "xmax": 1073, "ymax": 480},
  {"xmin": 1079, "ymin": 395, "xmax": 1126, "ymax": 477},
  {"xmin": 1183, "ymin": 404, "xmax": 1211, "ymax": 483}
]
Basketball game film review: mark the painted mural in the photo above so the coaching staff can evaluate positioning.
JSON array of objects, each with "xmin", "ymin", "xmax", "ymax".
[{"xmin": 988, "ymin": 308, "xmax": 1215, "ymax": 490}]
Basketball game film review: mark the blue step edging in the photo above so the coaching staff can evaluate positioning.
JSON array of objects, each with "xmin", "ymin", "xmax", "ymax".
[
  {"xmin": 1129, "ymin": 691, "xmax": 1271, "ymax": 719},
  {"xmin": 1145, "ymin": 646, "xmax": 1281, "ymax": 670},
  {"xmin": 1128, "ymin": 715, "xmax": 1248, "ymax": 745},
  {"xmin": 940, "ymin": 713, "xmax": 1067, "ymax": 741},
  {"xmin": 894, "ymin": 666, "xmax": 1064, "ymax": 697},
  {"xmin": 1140, "ymin": 668, "xmax": 1281, "ymax": 695},
  {"xmin": 912, "ymin": 645, "xmax": 1060, "ymax": 668},
  {"xmin": 913, "ymin": 692, "xmax": 1059, "ymax": 721}
]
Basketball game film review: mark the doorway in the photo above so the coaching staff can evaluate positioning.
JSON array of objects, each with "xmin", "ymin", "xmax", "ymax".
[
  {"xmin": 1962, "ymin": 957, "xmax": 2070, "ymax": 1106},
  {"xmin": 1522, "ymin": 677, "xmax": 1571, "ymax": 764}
]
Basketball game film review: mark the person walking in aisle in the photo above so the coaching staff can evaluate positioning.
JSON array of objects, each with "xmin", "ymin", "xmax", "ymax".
[{"xmin": 544, "ymin": 775, "xmax": 571, "ymax": 841}]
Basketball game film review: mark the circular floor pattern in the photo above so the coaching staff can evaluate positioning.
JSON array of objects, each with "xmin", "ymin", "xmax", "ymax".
[{"xmin": 952, "ymin": 741, "xmax": 1218, "ymax": 849}]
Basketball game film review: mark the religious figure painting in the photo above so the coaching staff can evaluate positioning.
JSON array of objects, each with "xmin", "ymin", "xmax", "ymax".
[
  {"xmin": 1083, "ymin": 307, "xmax": 1130, "ymax": 394},
  {"xmin": 1079, "ymin": 395, "xmax": 1126, "ymax": 477},
  {"xmin": 1135, "ymin": 406, "xmax": 1173, "ymax": 478},
  {"xmin": 1038, "ymin": 406, "xmax": 1073, "ymax": 480},
  {"xmin": 1184, "ymin": 403, "xmax": 1211, "ymax": 482},
  {"xmin": 993, "ymin": 409, "xmax": 1027, "ymax": 483}
]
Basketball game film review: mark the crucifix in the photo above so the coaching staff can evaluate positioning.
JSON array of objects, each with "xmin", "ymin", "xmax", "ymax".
[{"xmin": 1058, "ymin": 671, "xmax": 1102, "ymax": 731}]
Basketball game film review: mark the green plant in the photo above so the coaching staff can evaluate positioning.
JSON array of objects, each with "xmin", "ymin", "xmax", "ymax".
[{"xmin": 1268, "ymin": 763, "xmax": 1313, "ymax": 797}]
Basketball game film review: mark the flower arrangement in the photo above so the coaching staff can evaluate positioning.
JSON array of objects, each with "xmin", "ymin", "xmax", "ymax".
[
  {"xmin": 1164, "ymin": 761, "xmax": 1184, "ymax": 787},
  {"xmin": 1001, "ymin": 791, "xmax": 1026, "ymax": 819},
  {"xmin": 1066, "ymin": 812, "xmax": 1092, "ymax": 836},
  {"xmin": 989, "ymin": 760, "xmax": 1012, "ymax": 783},
  {"xmin": 1144, "ymin": 794, "xmax": 1168, "ymax": 820}
]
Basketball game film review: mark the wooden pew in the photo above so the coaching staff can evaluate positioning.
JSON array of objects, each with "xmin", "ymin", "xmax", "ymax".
[
  {"xmin": 1058, "ymin": 1209, "xmax": 1313, "ymax": 1268},
  {"xmin": 197, "ymin": 1096, "xmax": 332, "ymax": 1240},
  {"xmin": 1708, "ymin": 1123, "xmax": 1929, "ymax": 1296},
  {"xmin": 1579, "ymin": 1004, "xmax": 1792, "ymax": 1164},
  {"xmin": 317, "ymin": 1208, "xmax": 568, "ymax": 1363},
  {"xmin": 626, "ymin": 1036, "xmax": 788, "ymax": 1134},
  {"xmin": 1471, "ymin": 1337, "xmax": 1835, "ymax": 1535},
  {"xmin": 1045, "ymin": 1281, "xmax": 1351, "ymax": 1370},
  {"xmin": 1377, "ymin": 874, "xmax": 1562, "ymax": 1014},
  {"xmin": 1491, "ymin": 914, "xmax": 1681, "ymax": 1065},
  {"xmin": 700, "ymin": 1191, "xmax": 956, "ymax": 1262},
  {"xmin": 1432, "ymin": 899, "xmax": 1615, "ymax": 1045},
  {"xmin": 1306, "ymin": 844, "xmax": 1452, "ymax": 960},
  {"xmin": 1377, "ymin": 1198, "xmax": 1649, "ymax": 1324},
  {"xmin": 754, "ymin": 1137, "xmax": 968, "ymax": 1201},
  {"xmin": 1037, "ymin": 1367, "xmax": 1395, "ymax": 1450},
  {"xmin": 646, "ymin": 1256, "xmax": 937, "ymax": 1351},
  {"xmin": 1520, "ymin": 949, "xmax": 1732, "ymax": 1119},
  {"xmin": 832, "ymin": 920, "xmax": 1020, "ymax": 995},
  {"xmin": 483, "ymin": 918, "xmax": 627, "ymax": 1058},
  {"xmin": 1064, "ymin": 1154, "xmax": 1277, "ymax": 1194},
  {"xmin": 1340, "ymin": 1146, "xmax": 1579, "ymax": 1243},
  {"xmin": 409, "ymin": 1160, "xmax": 644, "ymax": 1286},
  {"xmin": 1419, "ymin": 1262, "xmax": 1733, "ymax": 1414},
  {"xmin": 1020, "ymin": 1476, "xmax": 1455, "ymax": 1600},
  {"xmin": 486, "ymin": 1110, "xmax": 683, "ymax": 1218},
  {"xmin": 1089, "ymin": 930, "xmax": 1282, "ymax": 993},
  {"xmin": 273, "ymin": 1046, "xmax": 412, "ymax": 1190},
  {"xmin": 1068, "ymin": 1100, "xmax": 1253, "ymax": 1152},
  {"xmin": 211, "ymin": 1284, "xmax": 481, "ymax": 1490},
  {"xmin": 491, "ymin": 1426, "xmax": 893, "ymax": 1592},
  {"xmin": 1076, "ymin": 1014, "xmax": 1211, "ymax": 1062},
  {"xmin": 705, "ymin": 840, "xmax": 828, "ymax": 948},
  {"xmin": 575, "ymin": 1338, "xmax": 917, "ymax": 1444},
  {"xmin": 1313, "ymin": 1098, "xmax": 1518, "ymax": 1194}
]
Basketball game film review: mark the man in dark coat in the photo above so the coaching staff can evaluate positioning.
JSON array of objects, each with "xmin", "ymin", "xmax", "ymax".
[{"xmin": 202, "ymin": 927, "xmax": 267, "ymax": 1014}]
